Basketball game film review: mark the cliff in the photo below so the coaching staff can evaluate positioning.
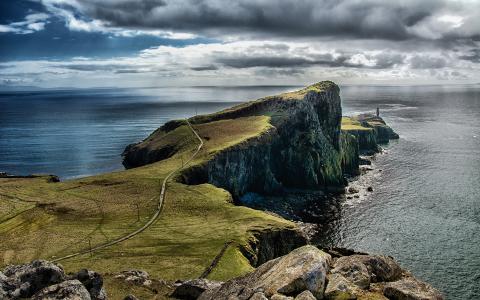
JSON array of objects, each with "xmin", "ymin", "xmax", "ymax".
[{"xmin": 123, "ymin": 82, "xmax": 398, "ymax": 200}]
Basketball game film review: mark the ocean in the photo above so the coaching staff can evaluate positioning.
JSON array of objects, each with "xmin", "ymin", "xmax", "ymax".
[{"xmin": 0, "ymin": 84, "xmax": 479, "ymax": 298}]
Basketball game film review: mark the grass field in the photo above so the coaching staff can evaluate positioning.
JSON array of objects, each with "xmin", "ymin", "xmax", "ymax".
[
  {"xmin": 341, "ymin": 116, "xmax": 374, "ymax": 131},
  {"xmin": 0, "ymin": 116, "xmax": 294, "ymax": 299}
]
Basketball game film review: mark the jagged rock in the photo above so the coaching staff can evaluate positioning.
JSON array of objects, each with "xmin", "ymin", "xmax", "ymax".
[
  {"xmin": 1, "ymin": 271, "xmax": 15, "ymax": 298},
  {"xmin": 123, "ymin": 295, "xmax": 138, "ymax": 300},
  {"xmin": 324, "ymin": 273, "xmax": 358, "ymax": 300},
  {"xmin": 73, "ymin": 269, "xmax": 107, "ymax": 300},
  {"xmin": 114, "ymin": 270, "xmax": 151, "ymax": 286},
  {"xmin": 31, "ymin": 279, "xmax": 91, "ymax": 300},
  {"xmin": 2, "ymin": 260, "xmax": 66, "ymax": 298},
  {"xmin": 199, "ymin": 245, "xmax": 331, "ymax": 300},
  {"xmin": 332, "ymin": 255, "xmax": 402, "ymax": 290},
  {"xmin": 249, "ymin": 291, "xmax": 268, "ymax": 300},
  {"xmin": 383, "ymin": 278, "xmax": 444, "ymax": 300},
  {"xmin": 172, "ymin": 279, "xmax": 223, "ymax": 299},
  {"xmin": 362, "ymin": 255, "xmax": 402, "ymax": 282},
  {"xmin": 332, "ymin": 256, "xmax": 371, "ymax": 289},
  {"xmin": 295, "ymin": 290, "xmax": 316, "ymax": 300}
]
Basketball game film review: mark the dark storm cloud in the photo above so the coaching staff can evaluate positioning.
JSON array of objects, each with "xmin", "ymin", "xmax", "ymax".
[
  {"xmin": 215, "ymin": 52, "xmax": 405, "ymax": 69},
  {"xmin": 54, "ymin": 0, "xmax": 451, "ymax": 41},
  {"xmin": 459, "ymin": 49, "xmax": 480, "ymax": 63},
  {"xmin": 190, "ymin": 65, "xmax": 218, "ymax": 71}
]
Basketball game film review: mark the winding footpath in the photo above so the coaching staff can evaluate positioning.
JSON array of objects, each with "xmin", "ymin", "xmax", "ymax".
[{"xmin": 52, "ymin": 119, "xmax": 203, "ymax": 263}]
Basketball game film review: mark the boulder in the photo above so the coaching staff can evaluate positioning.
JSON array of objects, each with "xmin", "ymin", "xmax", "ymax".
[
  {"xmin": 383, "ymin": 278, "xmax": 444, "ymax": 300},
  {"xmin": 172, "ymin": 279, "xmax": 223, "ymax": 299},
  {"xmin": 324, "ymin": 273, "xmax": 359, "ymax": 300},
  {"xmin": 114, "ymin": 270, "xmax": 151, "ymax": 287},
  {"xmin": 295, "ymin": 290, "xmax": 316, "ymax": 300},
  {"xmin": 332, "ymin": 255, "xmax": 402, "ymax": 290},
  {"xmin": 2, "ymin": 260, "xmax": 66, "ymax": 298},
  {"xmin": 367, "ymin": 187, "xmax": 374, "ymax": 192},
  {"xmin": 362, "ymin": 255, "xmax": 402, "ymax": 282},
  {"xmin": 31, "ymin": 279, "xmax": 91, "ymax": 300},
  {"xmin": 73, "ymin": 269, "xmax": 106, "ymax": 300},
  {"xmin": 199, "ymin": 245, "xmax": 331, "ymax": 300}
]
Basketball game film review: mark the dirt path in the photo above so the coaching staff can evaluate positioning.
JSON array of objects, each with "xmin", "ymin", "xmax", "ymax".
[{"xmin": 52, "ymin": 119, "xmax": 203, "ymax": 263}]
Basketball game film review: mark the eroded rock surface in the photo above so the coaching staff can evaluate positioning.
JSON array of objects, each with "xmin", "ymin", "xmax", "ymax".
[
  {"xmin": 0, "ymin": 261, "xmax": 106, "ymax": 300},
  {"xmin": 383, "ymin": 278, "xmax": 444, "ymax": 300},
  {"xmin": 31, "ymin": 279, "xmax": 91, "ymax": 300},
  {"xmin": 199, "ymin": 245, "xmax": 331, "ymax": 300}
]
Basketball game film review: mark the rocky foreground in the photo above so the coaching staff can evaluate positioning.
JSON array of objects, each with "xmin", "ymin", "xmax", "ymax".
[{"xmin": 0, "ymin": 246, "xmax": 443, "ymax": 300}]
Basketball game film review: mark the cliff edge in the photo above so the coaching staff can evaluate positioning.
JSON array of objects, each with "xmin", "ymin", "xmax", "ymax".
[{"xmin": 123, "ymin": 81, "xmax": 398, "ymax": 200}]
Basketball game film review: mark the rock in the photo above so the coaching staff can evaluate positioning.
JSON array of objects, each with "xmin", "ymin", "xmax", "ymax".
[
  {"xmin": 367, "ymin": 187, "xmax": 374, "ymax": 192},
  {"xmin": 354, "ymin": 195, "xmax": 360, "ymax": 198},
  {"xmin": 271, "ymin": 294, "xmax": 294, "ymax": 300},
  {"xmin": 383, "ymin": 277, "xmax": 444, "ymax": 300},
  {"xmin": 123, "ymin": 295, "xmax": 138, "ymax": 300},
  {"xmin": 73, "ymin": 269, "xmax": 106, "ymax": 300},
  {"xmin": 0, "ymin": 271, "xmax": 15, "ymax": 298},
  {"xmin": 172, "ymin": 279, "xmax": 223, "ymax": 299},
  {"xmin": 295, "ymin": 290, "xmax": 316, "ymax": 300},
  {"xmin": 2, "ymin": 260, "xmax": 66, "ymax": 298},
  {"xmin": 199, "ymin": 245, "xmax": 331, "ymax": 300},
  {"xmin": 332, "ymin": 257, "xmax": 371, "ymax": 289},
  {"xmin": 249, "ymin": 291, "xmax": 268, "ymax": 300},
  {"xmin": 347, "ymin": 187, "xmax": 359, "ymax": 194},
  {"xmin": 324, "ymin": 273, "xmax": 358, "ymax": 300},
  {"xmin": 332, "ymin": 255, "xmax": 402, "ymax": 290},
  {"xmin": 114, "ymin": 270, "xmax": 151, "ymax": 286},
  {"xmin": 31, "ymin": 279, "xmax": 91, "ymax": 300}
]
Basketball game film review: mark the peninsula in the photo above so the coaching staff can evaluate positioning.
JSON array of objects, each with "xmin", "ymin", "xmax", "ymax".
[{"xmin": 0, "ymin": 82, "xmax": 442, "ymax": 300}]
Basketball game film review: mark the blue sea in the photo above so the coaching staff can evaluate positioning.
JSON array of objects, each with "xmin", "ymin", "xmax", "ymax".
[{"xmin": 1, "ymin": 84, "xmax": 479, "ymax": 298}]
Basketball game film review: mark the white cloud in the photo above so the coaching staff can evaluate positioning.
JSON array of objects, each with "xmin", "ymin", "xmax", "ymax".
[
  {"xmin": 1, "ymin": 39, "xmax": 479, "ymax": 88},
  {"xmin": 0, "ymin": 12, "xmax": 50, "ymax": 34}
]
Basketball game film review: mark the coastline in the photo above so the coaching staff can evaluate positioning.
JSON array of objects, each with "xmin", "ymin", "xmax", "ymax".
[{"xmin": 0, "ymin": 82, "xmax": 444, "ymax": 300}]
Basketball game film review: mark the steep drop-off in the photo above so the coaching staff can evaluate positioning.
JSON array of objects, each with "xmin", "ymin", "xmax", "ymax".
[{"xmin": 123, "ymin": 82, "xmax": 398, "ymax": 200}]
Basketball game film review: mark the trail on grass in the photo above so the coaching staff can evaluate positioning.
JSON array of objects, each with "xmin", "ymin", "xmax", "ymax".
[{"xmin": 52, "ymin": 119, "xmax": 203, "ymax": 263}]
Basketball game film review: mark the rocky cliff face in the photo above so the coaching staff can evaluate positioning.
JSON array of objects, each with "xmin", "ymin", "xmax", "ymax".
[{"xmin": 122, "ymin": 82, "xmax": 399, "ymax": 200}]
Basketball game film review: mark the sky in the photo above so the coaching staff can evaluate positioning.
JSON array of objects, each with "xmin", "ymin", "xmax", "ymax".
[{"xmin": 0, "ymin": 0, "xmax": 479, "ymax": 88}]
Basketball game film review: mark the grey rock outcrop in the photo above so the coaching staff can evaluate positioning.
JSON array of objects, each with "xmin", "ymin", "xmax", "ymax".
[
  {"xmin": 73, "ymin": 269, "xmax": 106, "ymax": 300},
  {"xmin": 199, "ymin": 245, "xmax": 331, "ymax": 300},
  {"xmin": 2, "ymin": 260, "xmax": 66, "ymax": 298},
  {"xmin": 1, "ymin": 261, "xmax": 106, "ymax": 300},
  {"xmin": 172, "ymin": 279, "xmax": 223, "ymax": 300},
  {"xmin": 31, "ymin": 279, "xmax": 91, "ymax": 300},
  {"xmin": 383, "ymin": 278, "xmax": 444, "ymax": 300},
  {"xmin": 114, "ymin": 270, "xmax": 151, "ymax": 287},
  {"xmin": 331, "ymin": 254, "xmax": 402, "ymax": 290}
]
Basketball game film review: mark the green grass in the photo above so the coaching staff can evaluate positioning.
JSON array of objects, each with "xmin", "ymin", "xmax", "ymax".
[
  {"xmin": 0, "ymin": 116, "xmax": 293, "ymax": 299},
  {"xmin": 341, "ymin": 117, "xmax": 373, "ymax": 131}
]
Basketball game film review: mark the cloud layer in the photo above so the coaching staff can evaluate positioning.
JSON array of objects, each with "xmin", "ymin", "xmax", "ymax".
[
  {"xmin": 0, "ymin": 0, "xmax": 479, "ymax": 87},
  {"xmin": 42, "ymin": 0, "xmax": 480, "ymax": 42}
]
